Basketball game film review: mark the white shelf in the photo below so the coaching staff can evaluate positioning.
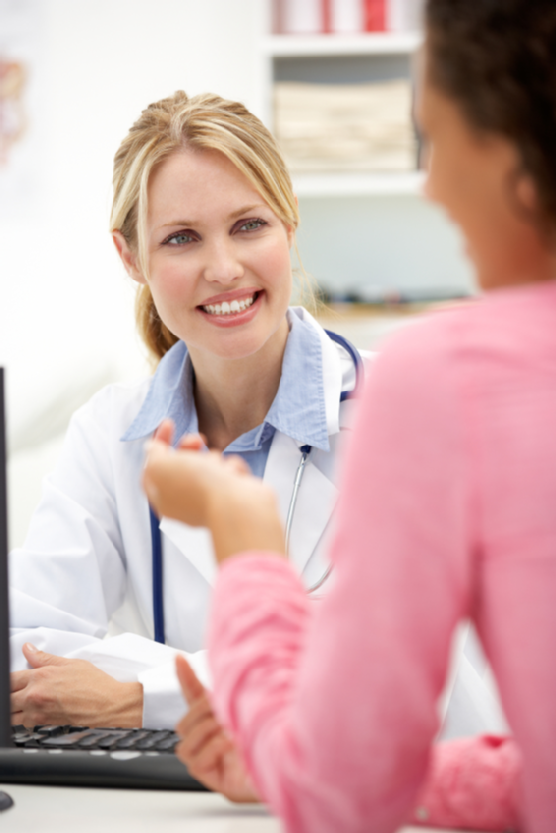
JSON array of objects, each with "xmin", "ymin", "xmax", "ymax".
[
  {"xmin": 261, "ymin": 32, "xmax": 422, "ymax": 58},
  {"xmin": 291, "ymin": 170, "xmax": 425, "ymax": 198}
]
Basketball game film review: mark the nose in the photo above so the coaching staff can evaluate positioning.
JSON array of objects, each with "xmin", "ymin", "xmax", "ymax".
[{"xmin": 202, "ymin": 237, "xmax": 244, "ymax": 285}]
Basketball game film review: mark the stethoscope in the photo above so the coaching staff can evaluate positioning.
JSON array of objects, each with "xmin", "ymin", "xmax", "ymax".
[{"xmin": 149, "ymin": 330, "xmax": 364, "ymax": 644}]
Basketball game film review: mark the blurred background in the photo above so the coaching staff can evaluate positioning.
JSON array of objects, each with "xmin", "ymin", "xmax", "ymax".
[{"xmin": 0, "ymin": 0, "xmax": 475, "ymax": 548}]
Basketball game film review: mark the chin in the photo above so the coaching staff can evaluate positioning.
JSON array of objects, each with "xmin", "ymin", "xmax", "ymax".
[{"xmin": 204, "ymin": 332, "xmax": 269, "ymax": 362}]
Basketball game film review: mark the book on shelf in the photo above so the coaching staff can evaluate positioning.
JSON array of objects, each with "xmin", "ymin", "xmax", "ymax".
[
  {"xmin": 388, "ymin": 0, "xmax": 424, "ymax": 32},
  {"xmin": 273, "ymin": 0, "xmax": 423, "ymax": 34},
  {"xmin": 364, "ymin": 0, "xmax": 386, "ymax": 32},
  {"xmin": 274, "ymin": 79, "xmax": 417, "ymax": 172},
  {"xmin": 332, "ymin": 0, "xmax": 364, "ymax": 34}
]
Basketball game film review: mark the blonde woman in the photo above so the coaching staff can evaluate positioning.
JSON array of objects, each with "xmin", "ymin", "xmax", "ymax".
[{"xmin": 8, "ymin": 92, "xmax": 362, "ymax": 729}]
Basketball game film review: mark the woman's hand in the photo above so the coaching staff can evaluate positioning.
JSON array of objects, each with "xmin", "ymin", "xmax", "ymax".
[
  {"xmin": 175, "ymin": 655, "xmax": 260, "ymax": 803},
  {"xmin": 10, "ymin": 643, "xmax": 143, "ymax": 728},
  {"xmin": 143, "ymin": 424, "xmax": 286, "ymax": 563}
]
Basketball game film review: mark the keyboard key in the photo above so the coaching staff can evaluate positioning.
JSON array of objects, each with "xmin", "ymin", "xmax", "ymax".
[
  {"xmin": 134, "ymin": 731, "xmax": 170, "ymax": 751},
  {"xmin": 35, "ymin": 725, "xmax": 65, "ymax": 737},
  {"xmin": 78, "ymin": 733, "xmax": 114, "ymax": 749},
  {"xmin": 115, "ymin": 731, "xmax": 152, "ymax": 749},
  {"xmin": 40, "ymin": 730, "xmax": 98, "ymax": 747},
  {"xmin": 155, "ymin": 736, "xmax": 178, "ymax": 751},
  {"xmin": 96, "ymin": 732, "xmax": 132, "ymax": 749},
  {"xmin": 13, "ymin": 732, "xmax": 44, "ymax": 747},
  {"xmin": 23, "ymin": 738, "xmax": 43, "ymax": 748}
]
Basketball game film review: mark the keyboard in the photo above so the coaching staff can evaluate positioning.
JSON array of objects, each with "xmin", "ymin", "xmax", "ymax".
[
  {"xmin": 0, "ymin": 725, "xmax": 206, "ymax": 790},
  {"xmin": 11, "ymin": 724, "xmax": 180, "ymax": 752}
]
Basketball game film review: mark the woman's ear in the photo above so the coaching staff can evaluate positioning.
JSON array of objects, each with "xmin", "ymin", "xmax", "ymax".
[
  {"xmin": 112, "ymin": 231, "xmax": 146, "ymax": 285},
  {"xmin": 286, "ymin": 196, "xmax": 298, "ymax": 248},
  {"xmin": 514, "ymin": 171, "xmax": 540, "ymax": 216}
]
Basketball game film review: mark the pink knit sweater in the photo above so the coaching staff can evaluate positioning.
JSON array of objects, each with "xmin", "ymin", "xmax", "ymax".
[{"xmin": 208, "ymin": 282, "xmax": 556, "ymax": 833}]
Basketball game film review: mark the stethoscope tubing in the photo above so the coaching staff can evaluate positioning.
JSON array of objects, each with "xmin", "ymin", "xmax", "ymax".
[{"xmin": 149, "ymin": 331, "xmax": 363, "ymax": 644}]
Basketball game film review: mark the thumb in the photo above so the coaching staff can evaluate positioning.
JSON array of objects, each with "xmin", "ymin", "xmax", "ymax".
[
  {"xmin": 177, "ymin": 433, "xmax": 206, "ymax": 452},
  {"xmin": 153, "ymin": 419, "xmax": 174, "ymax": 446},
  {"xmin": 23, "ymin": 643, "xmax": 70, "ymax": 669},
  {"xmin": 176, "ymin": 654, "xmax": 205, "ymax": 705}
]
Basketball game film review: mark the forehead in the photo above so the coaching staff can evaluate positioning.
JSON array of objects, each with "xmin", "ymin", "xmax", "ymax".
[{"xmin": 147, "ymin": 149, "xmax": 264, "ymax": 221}]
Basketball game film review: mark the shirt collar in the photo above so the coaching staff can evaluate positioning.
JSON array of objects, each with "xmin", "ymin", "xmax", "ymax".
[
  {"xmin": 121, "ymin": 308, "xmax": 330, "ymax": 451},
  {"xmin": 262, "ymin": 308, "xmax": 329, "ymax": 450},
  {"xmin": 121, "ymin": 341, "xmax": 198, "ymax": 442}
]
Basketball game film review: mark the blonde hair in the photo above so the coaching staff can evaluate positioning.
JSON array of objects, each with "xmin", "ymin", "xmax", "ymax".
[{"xmin": 111, "ymin": 90, "xmax": 304, "ymax": 363}]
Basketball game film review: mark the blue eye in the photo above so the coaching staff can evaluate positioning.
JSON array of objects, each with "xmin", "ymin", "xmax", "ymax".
[
  {"xmin": 162, "ymin": 230, "xmax": 195, "ymax": 246},
  {"xmin": 165, "ymin": 232, "xmax": 193, "ymax": 245},
  {"xmin": 239, "ymin": 219, "xmax": 266, "ymax": 232}
]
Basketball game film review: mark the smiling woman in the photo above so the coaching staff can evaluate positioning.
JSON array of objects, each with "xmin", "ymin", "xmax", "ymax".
[
  {"xmin": 8, "ymin": 91, "xmax": 362, "ymax": 731},
  {"xmin": 110, "ymin": 93, "xmax": 306, "ymax": 453},
  {"xmin": 114, "ymin": 146, "xmax": 294, "ymax": 449}
]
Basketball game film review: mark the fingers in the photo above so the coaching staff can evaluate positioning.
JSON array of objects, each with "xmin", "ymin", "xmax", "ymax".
[
  {"xmin": 176, "ymin": 729, "xmax": 233, "ymax": 778},
  {"xmin": 10, "ymin": 670, "xmax": 31, "ymax": 693},
  {"xmin": 223, "ymin": 454, "xmax": 250, "ymax": 476},
  {"xmin": 10, "ymin": 673, "xmax": 52, "ymax": 726},
  {"xmin": 178, "ymin": 707, "xmax": 228, "ymax": 760},
  {"xmin": 10, "ymin": 688, "xmax": 27, "ymax": 717},
  {"xmin": 175, "ymin": 696, "xmax": 233, "ymax": 772},
  {"xmin": 153, "ymin": 419, "xmax": 204, "ymax": 452},
  {"xmin": 177, "ymin": 433, "xmax": 206, "ymax": 451},
  {"xmin": 176, "ymin": 692, "xmax": 213, "ymax": 739},
  {"xmin": 22, "ymin": 643, "xmax": 69, "ymax": 669},
  {"xmin": 175, "ymin": 654, "xmax": 205, "ymax": 705},
  {"xmin": 153, "ymin": 419, "xmax": 175, "ymax": 446}
]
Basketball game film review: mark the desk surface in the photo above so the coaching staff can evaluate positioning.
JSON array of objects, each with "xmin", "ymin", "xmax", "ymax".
[{"xmin": 0, "ymin": 783, "xmax": 463, "ymax": 833}]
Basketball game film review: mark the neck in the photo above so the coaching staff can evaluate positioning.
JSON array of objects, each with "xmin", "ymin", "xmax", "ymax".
[{"xmin": 188, "ymin": 317, "xmax": 289, "ymax": 451}]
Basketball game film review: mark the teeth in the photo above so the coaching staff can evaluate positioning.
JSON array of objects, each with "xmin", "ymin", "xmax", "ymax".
[{"xmin": 202, "ymin": 294, "xmax": 256, "ymax": 316}]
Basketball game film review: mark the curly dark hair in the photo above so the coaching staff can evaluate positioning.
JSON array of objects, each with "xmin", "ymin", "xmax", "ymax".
[{"xmin": 425, "ymin": 0, "xmax": 556, "ymax": 228}]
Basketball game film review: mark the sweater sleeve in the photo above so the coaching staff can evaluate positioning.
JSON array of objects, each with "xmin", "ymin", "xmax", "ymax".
[
  {"xmin": 412, "ymin": 736, "xmax": 521, "ymax": 830},
  {"xmin": 207, "ymin": 318, "xmax": 503, "ymax": 833}
]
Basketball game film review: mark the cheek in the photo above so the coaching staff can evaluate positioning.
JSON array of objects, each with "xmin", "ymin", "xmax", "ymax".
[
  {"xmin": 253, "ymin": 238, "xmax": 292, "ymax": 294},
  {"xmin": 427, "ymin": 147, "xmax": 460, "ymax": 207},
  {"xmin": 429, "ymin": 150, "xmax": 486, "ymax": 234},
  {"xmin": 149, "ymin": 259, "xmax": 195, "ymax": 304}
]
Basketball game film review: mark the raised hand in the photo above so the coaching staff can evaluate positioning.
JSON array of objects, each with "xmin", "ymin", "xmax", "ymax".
[
  {"xmin": 175, "ymin": 654, "xmax": 260, "ymax": 803},
  {"xmin": 143, "ymin": 427, "xmax": 286, "ymax": 563}
]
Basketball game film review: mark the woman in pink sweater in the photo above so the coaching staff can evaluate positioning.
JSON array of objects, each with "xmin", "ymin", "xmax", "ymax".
[{"xmin": 143, "ymin": 1, "xmax": 556, "ymax": 830}]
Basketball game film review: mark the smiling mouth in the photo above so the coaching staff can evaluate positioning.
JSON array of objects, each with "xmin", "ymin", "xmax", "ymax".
[{"xmin": 200, "ymin": 292, "xmax": 258, "ymax": 316}]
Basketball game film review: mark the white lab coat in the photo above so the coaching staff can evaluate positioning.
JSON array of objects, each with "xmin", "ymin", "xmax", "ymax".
[
  {"xmin": 9, "ymin": 304, "xmax": 508, "ymax": 736},
  {"xmin": 9, "ymin": 309, "xmax": 360, "ymax": 728}
]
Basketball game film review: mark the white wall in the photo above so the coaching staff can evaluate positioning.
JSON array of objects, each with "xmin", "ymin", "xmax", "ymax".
[{"xmin": 297, "ymin": 193, "xmax": 475, "ymax": 300}]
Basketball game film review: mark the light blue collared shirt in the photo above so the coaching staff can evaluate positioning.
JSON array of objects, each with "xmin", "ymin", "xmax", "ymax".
[{"xmin": 121, "ymin": 310, "xmax": 330, "ymax": 477}]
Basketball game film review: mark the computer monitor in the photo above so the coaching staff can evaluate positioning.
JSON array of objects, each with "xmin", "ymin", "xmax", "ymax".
[{"xmin": 0, "ymin": 368, "xmax": 12, "ymax": 748}]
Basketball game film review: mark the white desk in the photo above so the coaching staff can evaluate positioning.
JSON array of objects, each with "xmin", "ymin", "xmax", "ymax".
[{"xmin": 0, "ymin": 783, "xmax": 466, "ymax": 832}]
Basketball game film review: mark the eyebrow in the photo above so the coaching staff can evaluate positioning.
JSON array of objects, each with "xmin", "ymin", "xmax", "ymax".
[{"xmin": 159, "ymin": 205, "xmax": 268, "ymax": 229}]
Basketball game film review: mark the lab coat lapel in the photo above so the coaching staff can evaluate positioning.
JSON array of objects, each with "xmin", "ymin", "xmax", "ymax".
[
  {"xmin": 158, "ymin": 430, "xmax": 338, "ymax": 589},
  {"xmin": 158, "ymin": 517, "xmax": 217, "ymax": 587},
  {"xmin": 264, "ymin": 430, "xmax": 337, "ymax": 575}
]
